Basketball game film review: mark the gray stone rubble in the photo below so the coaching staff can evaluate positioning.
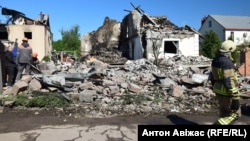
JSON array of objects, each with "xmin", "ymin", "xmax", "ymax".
[{"xmin": 1, "ymin": 54, "xmax": 250, "ymax": 118}]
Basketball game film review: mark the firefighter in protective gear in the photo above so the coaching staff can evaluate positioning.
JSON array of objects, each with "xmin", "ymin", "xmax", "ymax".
[{"xmin": 211, "ymin": 40, "xmax": 240, "ymax": 125}]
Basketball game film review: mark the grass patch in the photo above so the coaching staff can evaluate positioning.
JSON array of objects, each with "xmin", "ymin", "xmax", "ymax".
[
  {"xmin": 15, "ymin": 93, "xmax": 30, "ymax": 107},
  {"xmin": 29, "ymin": 94, "xmax": 70, "ymax": 108},
  {"xmin": 0, "ymin": 93, "xmax": 71, "ymax": 108}
]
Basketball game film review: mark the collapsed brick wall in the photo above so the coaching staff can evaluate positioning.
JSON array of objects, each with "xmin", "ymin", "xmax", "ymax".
[{"xmin": 239, "ymin": 48, "xmax": 250, "ymax": 76}]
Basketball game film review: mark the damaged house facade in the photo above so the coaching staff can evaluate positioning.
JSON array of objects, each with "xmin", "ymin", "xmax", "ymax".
[
  {"xmin": 0, "ymin": 7, "xmax": 53, "ymax": 61},
  {"xmin": 119, "ymin": 9, "xmax": 200, "ymax": 61}
]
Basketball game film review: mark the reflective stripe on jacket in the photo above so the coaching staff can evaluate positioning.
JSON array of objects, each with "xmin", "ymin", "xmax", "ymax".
[{"xmin": 211, "ymin": 54, "xmax": 239, "ymax": 99}]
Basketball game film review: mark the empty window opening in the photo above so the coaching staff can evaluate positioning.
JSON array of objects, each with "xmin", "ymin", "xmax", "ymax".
[
  {"xmin": 24, "ymin": 32, "xmax": 32, "ymax": 39},
  {"xmin": 0, "ymin": 32, "xmax": 8, "ymax": 40},
  {"xmin": 164, "ymin": 41, "xmax": 178, "ymax": 54}
]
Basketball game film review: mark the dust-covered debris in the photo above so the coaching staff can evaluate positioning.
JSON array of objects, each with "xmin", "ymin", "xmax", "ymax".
[{"xmin": 2, "ymin": 53, "xmax": 249, "ymax": 118}]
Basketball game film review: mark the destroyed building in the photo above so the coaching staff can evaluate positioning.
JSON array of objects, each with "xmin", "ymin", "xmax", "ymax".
[
  {"xmin": 81, "ymin": 6, "xmax": 201, "ymax": 63},
  {"xmin": 81, "ymin": 17, "xmax": 121, "ymax": 56},
  {"xmin": 0, "ymin": 7, "xmax": 53, "ymax": 85},
  {"xmin": 0, "ymin": 7, "xmax": 53, "ymax": 62},
  {"xmin": 1, "ymin": 5, "xmax": 250, "ymax": 117},
  {"xmin": 119, "ymin": 8, "xmax": 200, "ymax": 61}
]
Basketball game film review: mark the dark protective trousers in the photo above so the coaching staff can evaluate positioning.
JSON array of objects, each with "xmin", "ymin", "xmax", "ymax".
[{"xmin": 216, "ymin": 94, "xmax": 241, "ymax": 118}]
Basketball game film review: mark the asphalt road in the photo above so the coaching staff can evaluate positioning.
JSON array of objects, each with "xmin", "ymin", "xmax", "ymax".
[{"xmin": 0, "ymin": 107, "xmax": 249, "ymax": 141}]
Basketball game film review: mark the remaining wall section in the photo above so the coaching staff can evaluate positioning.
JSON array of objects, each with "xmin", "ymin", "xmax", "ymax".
[{"xmin": 239, "ymin": 48, "xmax": 250, "ymax": 76}]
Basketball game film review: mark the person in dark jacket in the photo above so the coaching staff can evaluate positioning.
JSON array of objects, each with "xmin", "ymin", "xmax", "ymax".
[
  {"xmin": 12, "ymin": 39, "xmax": 18, "ymax": 84},
  {"xmin": 15, "ymin": 37, "xmax": 33, "ymax": 82},
  {"xmin": 4, "ymin": 46, "xmax": 16, "ymax": 87},
  {"xmin": 211, "ymin": 40, "xmax": 240, "ymax": 125}
]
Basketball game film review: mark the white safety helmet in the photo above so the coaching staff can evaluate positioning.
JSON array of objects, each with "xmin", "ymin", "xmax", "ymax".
[{"xmin": 220, "ymin": 40, "xmax": 236, "ymax": 52}]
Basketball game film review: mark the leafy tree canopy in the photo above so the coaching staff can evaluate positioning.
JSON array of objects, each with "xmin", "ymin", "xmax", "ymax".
[
  {"xmin": 200, "ymin": 30, "xmax": 221, "ymax": 59},
  {"xmin": 52, "ymin": 25, "xmax": 81, "ymax": 57}
]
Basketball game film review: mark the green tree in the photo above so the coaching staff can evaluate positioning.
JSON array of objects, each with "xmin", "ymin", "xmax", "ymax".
[
  {"xmin": 52, "ymin": 25, "xmax": 81, "ymax": 58},
  {"xmin": 200, "ymin": 30, "xmax": 221, "ymax": 59},
  {"xmin": 52, "ymin": 39, "xmax": 64, "ymax": 51}
]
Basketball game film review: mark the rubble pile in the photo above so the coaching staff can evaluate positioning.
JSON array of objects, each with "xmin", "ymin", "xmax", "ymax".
[
  {"xmin": 1, "ymin": 55, "xmax": 250, "ymax": 118},
  {"xmin": 94, "ymin": 48, "xmax": 128, "ymax": 65}
]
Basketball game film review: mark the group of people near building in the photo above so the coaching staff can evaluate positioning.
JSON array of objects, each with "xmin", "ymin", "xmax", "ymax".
[{"xmin": 2, "ymin": 37, "xmax": 39, "ymax": 88}]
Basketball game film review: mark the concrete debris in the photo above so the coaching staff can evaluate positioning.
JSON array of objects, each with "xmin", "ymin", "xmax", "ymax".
[{"xmin": 1, "ymin": 54, "xmax": 250, "ymax": 118}]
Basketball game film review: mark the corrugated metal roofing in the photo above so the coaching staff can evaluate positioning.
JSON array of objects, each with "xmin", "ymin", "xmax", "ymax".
[{"xmin": 209, "ymin": 14, "xmax": 250, "ymax": 29}]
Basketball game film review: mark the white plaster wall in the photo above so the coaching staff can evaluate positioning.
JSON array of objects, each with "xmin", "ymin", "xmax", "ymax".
[
  {"xmin": 225, "ymin": 30, "xmax": 250, "ymax": 45},
  {"xmin": 147, "ymin": 34, "xmax": 199, "ymax": 60},
  {"xmin": 178, "ymin": 35, "xmax": 199, "ymax": 56},
  {"xmin": 6, "ymin": 25, "xmax": 52, "ymax": 61}
]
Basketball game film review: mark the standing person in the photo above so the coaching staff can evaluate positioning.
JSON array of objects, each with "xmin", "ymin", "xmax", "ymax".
[
  {"xmin": 211, "ymin": 40, "xmax": 241, "ymax": 125},
  {"xmin": 4, "ymin": 46, "xmax": 16, "ymax": 87},
  {"xmin": 15, "ymin": 37, "xmax": 33, "ymax": 82},
  {"xmin": 12, "ymin": 39, "xmax": 18, "ymax": 84}
]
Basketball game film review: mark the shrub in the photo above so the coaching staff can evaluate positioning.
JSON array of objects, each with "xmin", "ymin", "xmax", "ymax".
[{"xmin": 42, "ymin": 55, "xmax": 50, "ymax": 62}]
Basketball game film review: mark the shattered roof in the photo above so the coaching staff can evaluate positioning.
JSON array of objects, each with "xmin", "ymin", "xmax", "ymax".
[
  {"xmin": 1, "ymin": 7, "xmax": 50, "ymax": 27},
  {"xmin": 145, "ymin": 14, "xmax": 178, "ymax": 29}
]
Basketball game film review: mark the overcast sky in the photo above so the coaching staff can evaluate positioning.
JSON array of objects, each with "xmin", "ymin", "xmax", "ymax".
[{"xmin": 0, "ymin": 0, "xmax": 249, "ymax": 41}]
